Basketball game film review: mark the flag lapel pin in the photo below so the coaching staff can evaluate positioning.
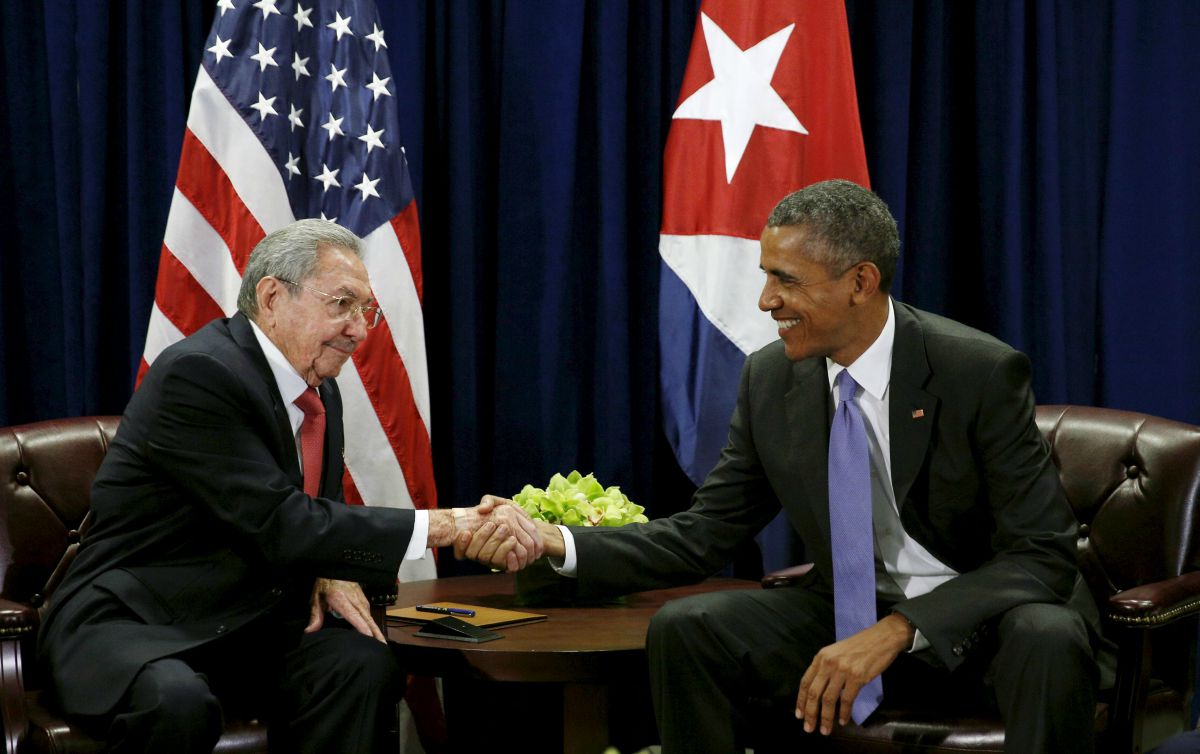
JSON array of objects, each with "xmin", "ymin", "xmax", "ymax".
[{"xmin": 911, "ymin": 409, "xmax": 925, "ymax": 419}]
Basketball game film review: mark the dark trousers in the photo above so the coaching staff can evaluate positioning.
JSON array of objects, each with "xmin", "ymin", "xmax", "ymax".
[
  {"xmin": 100, "ymin": 616, "xmax": 403, "ymax": 754},
  {"xmin": 646, "ymin": 586, "xmax": 1098, "ymax": 754}
]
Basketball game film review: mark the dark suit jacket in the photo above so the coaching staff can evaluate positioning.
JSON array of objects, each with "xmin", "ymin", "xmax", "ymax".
[
  {"xmin": 572, "ymin": 301, "xmax": 1096, "ymax": 671},
  {"xmin": 39, "ymin": 313, "xmax": 414, "ymax": 717}
]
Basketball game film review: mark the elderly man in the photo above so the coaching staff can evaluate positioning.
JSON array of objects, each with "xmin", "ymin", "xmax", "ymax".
[
  {"xmin": 39, "ymin": 220, "xmax": 540, "ymax": 753},
  {"xmin": 464, "ymin": 180, "xmax": 1107, "ymax": 753}
]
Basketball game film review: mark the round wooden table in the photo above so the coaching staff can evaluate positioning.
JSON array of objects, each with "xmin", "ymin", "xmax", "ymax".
[{"xmin": 387, "ymin": 573, "xmax": 758, "ymax": 753}]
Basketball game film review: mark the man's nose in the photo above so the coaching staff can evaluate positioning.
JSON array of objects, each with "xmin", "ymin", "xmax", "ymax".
[{"xmin": 759, "ymin": 282, "xmax": 779, "ymax": 312}]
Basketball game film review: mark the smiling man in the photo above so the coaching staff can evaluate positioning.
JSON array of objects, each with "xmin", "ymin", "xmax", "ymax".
[
  {"xmin": 39, "ymin": 219, "xmax": 541, "ymax": 753},
  {"xmin": 464, "ymin": 180, "xmax": 1108, "ymax": 753}
]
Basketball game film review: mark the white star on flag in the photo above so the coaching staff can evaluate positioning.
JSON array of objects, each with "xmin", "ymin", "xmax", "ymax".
[
  {"xmin": 207, "ymin": 36, "xmax": 233, "ymax": 64},
  {"xmin": 292, "ymin": 52, "xmax": 310, "ymax": 80},
  {"xmin": 252, "ymin": 0, "xmax": 280, "ymax": 19},
  {"xmin": 216, "ymin": 0, "xmax": 235, "ymax": 17},
  {"xmin": 249, "ymin": 91, "xmax": 277, "ymax": 120},
  {"xmin": 366, "ymin": 24, "xmax": 387, "ymax": 51},
  {"xmin": 358, "ymin": 124, "xmax": 385, "ymax": 153},
  {"xmin": 328, "ymin": 11, "xmax": 353, "ymax": 40},
  {"xmin": 672, "ymin": 13, "xmax": 807, "ymax": 183},
  {"xmin": 365, "ymin": 73, "xmax": 391, "ymax": 101},
  {"xmin": 354, "ymin": 173, "xmax": 381, "ymax": 201},
  {"xmin": 288, "ymin": 103, "xmax": 304, "ymax": 131},
  {"xmin": 293, "ymin": 3, "xmax": 313, "ymax": 31},
  {"xmin": 326, "ymin": 63, "xmax": 348, "ymax": 92},
  {"xmin": 313, "ymin": 163, "xmax": 340, "ymax": 192},
  {"xmin": 284, "ymin": 152, "xmax": 300, "ymax": 179},
  {"xmin": 250, "ymin": 42, "xmax": 278, "ymax": 72},
  {"xmin": 321, "ymin": 112, "xmax": 345, "ymax": 141}
]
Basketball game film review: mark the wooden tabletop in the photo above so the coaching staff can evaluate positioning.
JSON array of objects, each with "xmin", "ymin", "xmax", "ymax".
[{"xmin": 387, "ymin": 573, "xmax": 759, "ymax": 683}]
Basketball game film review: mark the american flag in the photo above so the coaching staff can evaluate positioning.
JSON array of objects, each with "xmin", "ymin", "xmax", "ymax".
[{"xmin": 141, "ymin": 0, "xmax": 436, "ymax": 581}]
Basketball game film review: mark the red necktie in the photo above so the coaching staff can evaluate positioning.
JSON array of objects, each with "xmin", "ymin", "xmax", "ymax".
[{"xmin": 294, "ymin": 387, "xmax": 326, "ymax": 498}]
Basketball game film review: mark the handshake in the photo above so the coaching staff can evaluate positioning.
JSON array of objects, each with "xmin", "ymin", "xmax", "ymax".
[{"xmin": 432, "ymin": 496, "xmax": 563, "ymax": 573}]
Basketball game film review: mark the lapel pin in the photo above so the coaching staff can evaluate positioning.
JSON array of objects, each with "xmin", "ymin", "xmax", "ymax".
[{"xmin": 911, "ymin": 409, "xmax": 925, "ymax": 419}]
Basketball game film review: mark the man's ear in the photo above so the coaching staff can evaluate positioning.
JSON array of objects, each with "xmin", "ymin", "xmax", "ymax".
[
  {"xmin": 851, "ymin": 262, "xmax": 882, "ymax": 301},
  {"xmin": 256, "ymin": 276, "xmax": 286, "ymax": 328}
]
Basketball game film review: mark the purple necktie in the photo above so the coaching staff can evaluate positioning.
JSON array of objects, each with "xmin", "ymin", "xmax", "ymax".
[{"xmin": 828, "ymin": 370, "xmax": 883, "ymax": 723}]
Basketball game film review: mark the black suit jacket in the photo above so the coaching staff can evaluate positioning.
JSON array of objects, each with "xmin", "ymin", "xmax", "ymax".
[
  {"xmin": 39, "ymin": 313, "xmax": 414, "ymax": 716},
  {"xmin": 573, "ymin": 302, "xmax": 1096, "ymax": 671}
]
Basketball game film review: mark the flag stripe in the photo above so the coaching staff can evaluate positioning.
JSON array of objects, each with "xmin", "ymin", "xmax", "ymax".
[
  {"xmin": 349, "ymin": 315, "xmax": 437, "ymax": 509},
  {"xmin": 142, "ymin": 303, "xmax": 186, "ymax": 367},
  {"xmin": 175, "ymin": 130, "xmax": 266, "ymax": 273},
  {"xmin": 335, "ymin": 357, "xmax": 414, "ymax": 509},
  {"xmin": 360, "ymin": 222, "xmax": 431, "ymax": 428},
  {"xmin": 153, "ymin": 248, "xmax": 227, "ymax": 337},
  {"xmin": 390, "ymin": 202, "xmax": 424, "ymax": 303},
  {"xmin": 162, "ymin": 187, "xmax": 243, "ymax": 314},
  {"xmin": 185, "ymin": 66, "xmax": 295, "ymax": 233},
  {"xmin": 659, "ymin": 233, "xmax": 777, "ymax": 355}
]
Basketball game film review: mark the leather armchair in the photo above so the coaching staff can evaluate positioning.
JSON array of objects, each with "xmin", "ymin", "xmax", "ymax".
[
  {"xmin": 0, "ymin": 417, "xmax": 397, "ymax": 753},
  {"xmin": 762, "ymin": 405, "xmax": 1200, "ymax": 754}
]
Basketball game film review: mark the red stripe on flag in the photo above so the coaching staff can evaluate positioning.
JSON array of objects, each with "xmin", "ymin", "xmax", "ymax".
[
  {"xmin": 153, "ymin": 246, "xmax": 226, "ymax": 337},
  {"xmin": 389, "ymin": 201, "xmax": 424, "ymax": 304},
  {"xmin": 351, "ymin": 319, "xmax": 437, "ymax": 510},
  {"xmin": 136, "ymin": 358, "xmax": 150, "ymax": 388},
  {"xmin": 341, "ymin": 466, "xmax": 365, "ymax": 506},
  {"xmin": 174, "ymin": 130, "xmax": 266, "ymax": 273}
]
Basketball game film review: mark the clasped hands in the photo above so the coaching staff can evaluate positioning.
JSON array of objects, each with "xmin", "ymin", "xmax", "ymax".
[{"xmin": 432, "ymin": 495, "xmax": 548, "ymax": 573}]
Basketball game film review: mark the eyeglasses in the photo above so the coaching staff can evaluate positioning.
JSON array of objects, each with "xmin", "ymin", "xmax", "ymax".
[{"xmin": 275, "ymin": 278, "xmax": 383, "ymax": 329}]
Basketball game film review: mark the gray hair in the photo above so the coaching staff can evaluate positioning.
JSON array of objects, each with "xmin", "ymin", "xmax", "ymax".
[
  {"xmin": 766, "ymin": 179, "xmax": 900, "ymax": 292},
  {"xmin": 236, "ymin": 219, "xmax": 364, "ymax": 319}
]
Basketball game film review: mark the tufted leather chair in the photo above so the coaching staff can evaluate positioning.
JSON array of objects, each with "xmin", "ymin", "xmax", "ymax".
[
  {"xmin": 762, "ymin": 405, "xmax": 1200, "ymax": 754},
  {"xmin": 0, "ymin": 417, "xmax": 397, "ymax": 753}
]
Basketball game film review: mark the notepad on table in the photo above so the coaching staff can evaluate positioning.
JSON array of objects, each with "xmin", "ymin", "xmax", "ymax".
[{"xmin": 387, "ymin": 601, "xmax": 546, "ymax": 629}]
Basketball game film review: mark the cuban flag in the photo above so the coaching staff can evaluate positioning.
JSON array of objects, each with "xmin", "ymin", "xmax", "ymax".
[{"xmin": 659, "ymin": 0, "xmax": 870, "ymax": 569}]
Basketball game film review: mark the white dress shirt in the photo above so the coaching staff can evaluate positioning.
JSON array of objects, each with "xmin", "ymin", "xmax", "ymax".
[
  {"xmin": 249, "ymin": 320, "xmax": 428, "ymax": 561},
  {"xmin": 551, "ymin": 299, "xmax": 958, "ymax": 647}
]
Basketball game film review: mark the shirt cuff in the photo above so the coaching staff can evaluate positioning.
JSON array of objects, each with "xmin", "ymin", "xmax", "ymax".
[
  {"xmin": 910, "ymin": 628, "xmax": 930, "ymax": 653},
  {"xmin": 405, "ymin": 510, "xmax": 430, "ymax": 560},
  {"xmin": 549, "ymin": 525, "xmax": 578, "ymax": 577}
]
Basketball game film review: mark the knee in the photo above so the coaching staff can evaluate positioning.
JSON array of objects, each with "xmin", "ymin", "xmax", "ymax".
[
  {"xmin": 997, "ymin": 603, "xmax": 1094, "ymax": 675},
  {"xmin": 337, "ymin": 634, "xmax": 404, "ymax": 697},
  {"xmin": 126, "ymin": 662, "xmax": 222, "ymax": 739},
  {"xmin": 648, "ymin": 595, "xmax": 714, "ymax": 649}
]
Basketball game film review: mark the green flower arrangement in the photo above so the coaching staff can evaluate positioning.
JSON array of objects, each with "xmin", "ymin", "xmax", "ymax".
[{"xmin": 513, "ymin": 470, "xmax": 649, "ymax": 527}]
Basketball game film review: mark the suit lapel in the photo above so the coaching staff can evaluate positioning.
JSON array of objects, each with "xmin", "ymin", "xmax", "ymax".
[
  {"xmin": 785, "ymin": 356, "xmax": 834, "ymax": 547},
  {"xmin": 228, "ymin": 313, "xmax": 303, "ymax": 486},
  {"xmin": 889, "ymin": 303, "xmax": 937, "ymax": 509}
]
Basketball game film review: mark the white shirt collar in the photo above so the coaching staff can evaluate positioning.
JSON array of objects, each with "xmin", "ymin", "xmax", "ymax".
[
  {"xmin": 248, "ymin": 318, "xmax": 311, "ymax": 407},
  {"xmin": 826, "ymin": 297, "xmax": 895, "ymax": 401}
]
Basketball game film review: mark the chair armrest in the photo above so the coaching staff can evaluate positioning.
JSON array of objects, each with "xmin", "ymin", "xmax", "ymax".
[
  {"xmin": 1107, "ymin": 571, "xmax": 1200, "ymax": 628},
  {"xmin": 0, "ymin": 598, "xmax": 38, "ymax": 639},
  {"xmin": 761, "ymin": 563, "xmax": 814, "ymax": 589}
]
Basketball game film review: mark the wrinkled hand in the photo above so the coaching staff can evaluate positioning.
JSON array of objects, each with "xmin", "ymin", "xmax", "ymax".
[
  {"xmin": 452, "ymin": 496, "xmax": 544, "ymax": 573},
  {"xmin": 796, "ymin": 614, "xmax": 913, "ymax": 734},
  {"xmin": 305, "ymin": 578, "xmax": 384, "ymax": 643}
]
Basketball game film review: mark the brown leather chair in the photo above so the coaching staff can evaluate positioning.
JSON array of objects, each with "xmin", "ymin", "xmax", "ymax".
[
  {"xmin": 762, "ymin": 405, "xmax": 1200, "ymax": 754},
  {"xmin": 0, "ymin": 417, "xmax": 397, "ymax": 753}
]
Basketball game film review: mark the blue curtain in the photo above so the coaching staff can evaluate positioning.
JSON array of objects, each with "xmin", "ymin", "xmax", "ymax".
[{"xmin": 4, "ymin": 1, "xmax": 1200, "ymax": 559}]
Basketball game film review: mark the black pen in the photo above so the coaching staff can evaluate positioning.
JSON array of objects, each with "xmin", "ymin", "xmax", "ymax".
[{"xmin": 415, "ymin": 604, "xmax": 476, "ymax": 617}]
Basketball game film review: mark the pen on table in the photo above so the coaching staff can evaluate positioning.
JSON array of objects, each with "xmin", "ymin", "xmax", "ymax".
[{"xmin": 415, "ymin": 604, "xmax": 476, "ymax": 617}]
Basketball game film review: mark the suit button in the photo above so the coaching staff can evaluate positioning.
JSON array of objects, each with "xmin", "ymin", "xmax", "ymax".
[
  {"xmin": 270, "ymin": 588, "xmax": 283, "ymax": 598},
  {"xmin": 952, "ymin": 644, "xmax": 964, "ymax": 656},
  {"xmin": 216, "ymin": 625, "xmax": 227, "ymax": 634}
]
